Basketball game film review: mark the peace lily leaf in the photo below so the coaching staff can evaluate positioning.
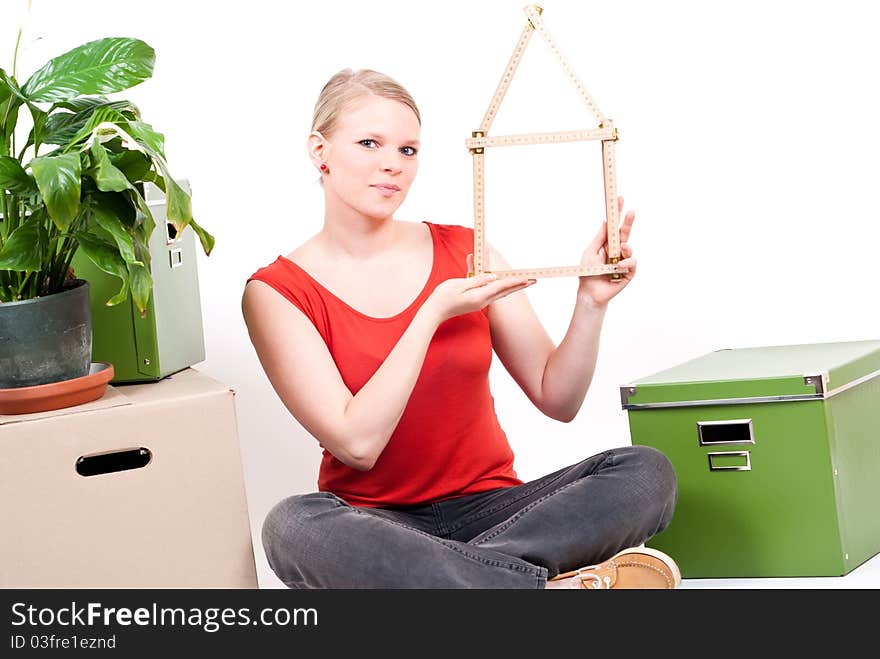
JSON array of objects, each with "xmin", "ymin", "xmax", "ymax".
[
  {"xmin": 0, "ymin": 155, "xmax": 38, "ymax": 195},
  {"xmin": 25, "ymin": 102, "xmax": 49, "ymax": 155},
  {"xmin": 0, "ymin": 69, "xmax": 23, "ymax": 141},
  {"xmin": 87, "ymin": 141, "xmax": 132, "ymax": 192},
  {"xmin": 162, "ymin": 174, "xmax": 193, "ymax": 230},
  {"xmin": 127, "ymin": 186, "xmax": 156, "ymax": 240},
  {"xmin": 87, "ymin": 122, "xmax": 190, "ymax": 232},
  {"xmin": 57, "ymin": 96, "xmax": 139, "ymax": 116},
  {"xmin": 128, "ymin": 260, "xmax": 153, "ymax": 318},
  {"xmin": 38, "ymin": 110, "xmax": 83, "ymax": 146},
  {"xmin": 0, "ymin": 216, "xmax": 49, "ymax": 271},
  {"xmin": 91, "ymin": 190, "xmax": 137, "ymax": 228},
  {"xmin": 188, "ymin": 216, "xmax": 215, "ymax": 256},
  {"xmin": 65, "ymin": 108, "xmax": 131, "ymax": 152},
  {"xmin": 83, "ymin": 120, "xmax": 146, "ymax": 155},
  {"xmin": 109, "ymin": 149, "xmax": 152, "ymax": 182},
  {"xmin": 0, "ymin": 68, "xmax": 28, "ymax": 103},
  {"xmin": 30, "ymin": 153, "xmax": 82, "ymax": 230},
  {"xmin": 73, "ymin": 231, "xmax": 129, "ymax": 306},
  {"xmin": 126, "ymin": 120, "xmax": 165, "ymax": 159},
  {"xmin": 42, "ymin": 99, "xmax": 137, "ymax": 145},
  {"xmin": 21, "ymin": 38, "xmax": 155, "ymax": 103},
  {"xmin": 141, "ymin": 158, "xmax": 214, "ymax": 256},
  {"xmin": 91, "ymin": 202, "xmax": 137, "ymax": 264}
]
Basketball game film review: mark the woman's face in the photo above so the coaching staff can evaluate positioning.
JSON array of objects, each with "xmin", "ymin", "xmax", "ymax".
[{"xmin": 318, "ymin": 95, "xmax": 420, "ymax": 221}]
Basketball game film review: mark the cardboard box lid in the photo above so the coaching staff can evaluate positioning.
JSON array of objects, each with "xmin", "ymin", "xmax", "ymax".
[
  {"xmin": 622, "ymin": 340, "xmax": 880, "ymax": 409},
  {"xmin": 0, "ymin": 368, "xmax": 233, "ymax": 425},
  {"xmin": 0, "ymin": 386, "xmax": 131, "ymax": 426}
]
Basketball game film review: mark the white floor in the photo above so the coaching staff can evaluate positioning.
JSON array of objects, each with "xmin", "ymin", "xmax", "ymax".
[{"xmin": 680, "ymin": 550, "xmax": 880, "ymax": 589}]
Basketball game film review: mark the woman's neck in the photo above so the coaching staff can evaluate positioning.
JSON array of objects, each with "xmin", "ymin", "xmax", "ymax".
[{"xmin": 318, "ymin": 194, "xmax": 400, "ymax": 261}]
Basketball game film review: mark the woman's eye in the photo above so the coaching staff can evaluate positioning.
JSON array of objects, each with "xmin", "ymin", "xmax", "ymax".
[
  {"xmin": 400, "ymin": 146, "xmax": 418, "ymax": 156},
  {"xmin": 359, "ymin": 139, "xmax": 378, "ymax": 148}
]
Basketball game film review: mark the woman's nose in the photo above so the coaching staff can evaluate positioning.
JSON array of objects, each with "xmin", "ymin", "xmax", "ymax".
[{"xmin": 380, "ymin": 149, "xmax": 402, "ymax": 173}]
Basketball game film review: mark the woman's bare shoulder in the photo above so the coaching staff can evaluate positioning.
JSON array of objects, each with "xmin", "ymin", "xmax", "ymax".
[{"xmin": 283, "ymin": 235, "xmax": 323, "ymax": 270}]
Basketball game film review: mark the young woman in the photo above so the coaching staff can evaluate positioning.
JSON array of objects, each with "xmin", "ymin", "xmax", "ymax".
[{"xmin": 242, "ymin": 68, "xmax": 679, "ymax": 589}]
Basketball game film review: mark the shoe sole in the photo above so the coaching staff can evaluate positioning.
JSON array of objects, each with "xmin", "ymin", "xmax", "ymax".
[{"xmin": 611, "ymin": 546, "xmax": 682, "ymax": 588}]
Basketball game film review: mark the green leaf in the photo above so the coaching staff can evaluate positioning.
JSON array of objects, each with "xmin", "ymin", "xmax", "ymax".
[
  {"xmin": 0, "ymin": 69, "xmax": 28, "ymax": 103},
  {"xmin": 144, "ymin": 157, "xmax": 191, "ymax": 230},
  {"xmin": 86, "ymin": 141, "xmax": 132, "ymax": 192},
  {"xmin": 72, "ymin": 231, "xmax": 129, "ymax": 306},
  {"xmin": 90, "ymin": 202, "xmax": 137, "ymax": 264},
  {"xmin": 38, "ymin": 110, "xmax": 82, "ymax": 145},
  {"xmin": 63, "ymin": 106, "xmax": 130, "ymax": 152},
  {"xmin": 91, "ymin": 190, "xmax": 137, "ymax": 227},
  {"xmin": 127, "ymin": 185, "xmax": 156, "ymax": 240},
  {"xmin": 57, "ymin": 96, "xmax": 139, "ymax": 116},
  {"xmin": 125, "ymin": 120, "xmax": 165, "ymax": 159},
  {"xmin": 0, "ymin": 155, "xmax": 37, "ymax": 195},
  {"xmin": 42, "ymin": 99, "xmax": 137, "ymax": 146},
  {"xmin": 128, "ymin": 261, "xmax": 153, "ymax": 318},
  {"xmin": 30, "ymin": 153, "xmax": 82, "ymax": 230},
  {"xmin": 162, "ymin": 175, "xmax": 193, "ymax": 230},
  {"xmin": 0, "ymin": 69, "xmax": 23, "ymax": 141},
  {"xmin": 0, "ymin": 216, "xmax": 49, "ymax": 271},
  {"xmin": 108, "ymin": 149, "xmax": 152, "ymax": 182},
  {"xmin": 21, "ymin": 38, "xmax": 155, "ymax": 103},
  {"xmin": 188, "ymin": 216, "xmax": 215, "ymax": 256},
  {"xmin": 27, "ymin": 102, "xmax": 48, "ymax": 155}
]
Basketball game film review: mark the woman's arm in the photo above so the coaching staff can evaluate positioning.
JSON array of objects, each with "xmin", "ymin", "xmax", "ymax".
[{"xmin": 242, "ymin": 272, "xmax": 530, "ymax": 471}]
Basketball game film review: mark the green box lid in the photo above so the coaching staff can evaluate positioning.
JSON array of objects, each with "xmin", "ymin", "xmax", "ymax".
[{"xmin": 621, "ymin": 340, "xmax": 880, "ymax": 409}]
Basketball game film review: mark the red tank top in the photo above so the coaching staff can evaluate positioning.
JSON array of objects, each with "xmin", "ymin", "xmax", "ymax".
[{"xmin": 247, "ymin": 221, "xmax": 522, "ymax": 508}]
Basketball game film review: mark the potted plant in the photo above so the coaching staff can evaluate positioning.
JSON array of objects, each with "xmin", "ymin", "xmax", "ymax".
[{"xmin": 0, "ymin": 28, "xmax": 214, "ymax": 390}]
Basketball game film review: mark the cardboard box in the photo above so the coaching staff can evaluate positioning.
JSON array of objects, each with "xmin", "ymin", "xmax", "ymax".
[
  {"xmin": 622, "ymin": 340, "xmax": 880, "ymax": 578},
  {"xmin": 0, "ymin": 368, "xmax": 257, "ymax": 588}
]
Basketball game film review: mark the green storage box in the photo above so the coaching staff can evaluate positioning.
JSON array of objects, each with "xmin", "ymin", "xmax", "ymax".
[
  {"xmin": 71, "ymin": 180, "xmax": 206, "ymax": 383},
  {"xmin": 622, "ymin": 340, "xmax": 880, "ymax": 578}
]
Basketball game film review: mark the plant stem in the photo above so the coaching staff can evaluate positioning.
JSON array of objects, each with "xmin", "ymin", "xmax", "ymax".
[
  {"xmin": 0, "ymin": 190, "xmax": 8, "ymax": 245},
  {"xmin": 12, "ymin": 14, "xmax": 24, "ymax": 79}
]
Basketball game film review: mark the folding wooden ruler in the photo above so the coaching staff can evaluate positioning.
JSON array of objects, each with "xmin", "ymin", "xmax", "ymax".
[{"xmin": 467, "ymin": 4, "xmax": 624, "ymax": 280}]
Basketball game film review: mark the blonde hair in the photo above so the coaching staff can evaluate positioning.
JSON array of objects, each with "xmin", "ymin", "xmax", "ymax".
[{"xmin": 311, "ymin": 68, "xmax": 421, "ymax": 137}]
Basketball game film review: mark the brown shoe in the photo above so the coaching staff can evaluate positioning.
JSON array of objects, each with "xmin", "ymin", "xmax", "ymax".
[{"xmin": 548, "ymin": 547, "xmax": 682, "ymax": 589}]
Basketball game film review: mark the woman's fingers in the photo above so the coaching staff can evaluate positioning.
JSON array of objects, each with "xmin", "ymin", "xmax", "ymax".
[
  {"xmin": 585, "ymin": 220, "xmax": 606, "ymax": 252},
  {"xmin": 485, "ymin": 280, "xmax": 533, "ymax": 305},
  {"xmin": 465, "ymin": 272, "xmax": 499, "ymax": 290},
  {"xmin": 619, "ymin": 210, "xmax": 635, "ymax": 243}
]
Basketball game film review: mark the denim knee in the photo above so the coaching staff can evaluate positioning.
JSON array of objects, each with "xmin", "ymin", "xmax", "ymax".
[
  {"xmin": 629, "ymin": 445, "xmax": 678, "ymax": 533},
  {"xmin": 261, "ymin": 492, "xmax": 342, "ymax": 583}
]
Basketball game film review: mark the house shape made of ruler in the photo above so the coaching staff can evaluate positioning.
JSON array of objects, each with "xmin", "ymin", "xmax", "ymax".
[{"xmin": 466, "ymin": 4, "xmax": 625, "ymax": 280}]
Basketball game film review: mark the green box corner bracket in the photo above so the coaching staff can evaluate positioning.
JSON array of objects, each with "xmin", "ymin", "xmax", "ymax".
[{"xmin": 71, "ymin": 180, "xmax": 206, "ymax": 384}]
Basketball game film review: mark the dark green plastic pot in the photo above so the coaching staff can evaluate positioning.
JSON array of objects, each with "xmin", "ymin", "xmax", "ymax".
[{"xmin": 0, "ymin": 279, "xmax": 92, "ymax": 389}]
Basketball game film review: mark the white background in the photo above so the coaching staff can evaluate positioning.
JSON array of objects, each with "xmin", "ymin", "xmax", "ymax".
[{"xmin": 5, "ymin": 0, "xmax": 878, "ymax": 588}]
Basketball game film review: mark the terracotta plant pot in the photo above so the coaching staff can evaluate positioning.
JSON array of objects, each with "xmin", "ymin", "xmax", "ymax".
[
  {"xmin": 0, "ymin": 279, "xmax": 92, "ymax": 389},
  {"xmin": 0, "ymin": 362, "xmax": 114, "ymax": 415}
]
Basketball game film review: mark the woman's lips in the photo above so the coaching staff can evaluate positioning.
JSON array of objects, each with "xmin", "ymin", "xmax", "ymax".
[{"xmin": 371, "ymin": 184, "xmax": 400, "ymax": 197}]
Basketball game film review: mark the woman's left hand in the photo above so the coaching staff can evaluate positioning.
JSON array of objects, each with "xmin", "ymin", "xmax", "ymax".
[{"xmin": 577, "ymin": 195, "xmax": 637, "ymax": 307}]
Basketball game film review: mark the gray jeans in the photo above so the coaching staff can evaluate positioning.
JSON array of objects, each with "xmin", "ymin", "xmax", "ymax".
[{"xmin": 262, "ymin": 445, "xmax": 676, "ymax": 589}]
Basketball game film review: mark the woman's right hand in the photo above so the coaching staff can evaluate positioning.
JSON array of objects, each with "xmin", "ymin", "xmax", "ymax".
[{"xmin": 424, "ymin": 255, "xmax": 535, "ymax": 324}]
